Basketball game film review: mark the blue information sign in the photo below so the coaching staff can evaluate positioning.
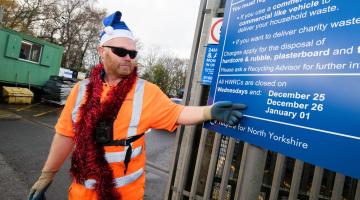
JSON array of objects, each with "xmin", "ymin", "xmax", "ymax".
[
  {"xmin": 204, "ymin": 0, "xmax": 360, "ymax": 179},
  {"xmin": 201, "ymin": 45, "xmax": 219, "ymax": 85}
]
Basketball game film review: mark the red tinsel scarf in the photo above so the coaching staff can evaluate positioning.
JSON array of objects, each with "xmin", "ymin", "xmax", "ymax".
[{"xmin": 70, "ymin": 64, "xmax": 137, "ymax": 200}]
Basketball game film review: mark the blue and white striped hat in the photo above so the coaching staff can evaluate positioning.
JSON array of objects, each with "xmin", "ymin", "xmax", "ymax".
[{"xmin": 99, "ymin": 11, "xmax": 134, "ymax": 45}]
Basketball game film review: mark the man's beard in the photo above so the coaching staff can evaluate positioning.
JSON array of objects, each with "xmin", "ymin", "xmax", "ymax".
[{"xmin": 109, "ymin": 61, "xmax": 135, "ymax": 78}]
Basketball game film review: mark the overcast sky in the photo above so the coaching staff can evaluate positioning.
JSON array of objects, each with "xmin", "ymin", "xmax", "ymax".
[{"xmin": 96, "ymin": 0, "xmax": 201, "ymax": 59}]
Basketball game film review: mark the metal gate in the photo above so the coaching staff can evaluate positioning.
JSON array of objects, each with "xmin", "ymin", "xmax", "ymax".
[{"xmin": 164, "ymin": 0, "xmax": 360, "ymax": 199}]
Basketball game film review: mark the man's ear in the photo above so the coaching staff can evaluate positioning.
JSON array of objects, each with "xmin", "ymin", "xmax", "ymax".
[{"xmin": 98, "ymin": 46, "xmax": 105, "ymax": 57}]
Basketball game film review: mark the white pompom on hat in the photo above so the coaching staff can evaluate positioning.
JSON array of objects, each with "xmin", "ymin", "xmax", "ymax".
[{"xmin": 99, "ymin": 11, "xmax": 134, "ymax": 45}]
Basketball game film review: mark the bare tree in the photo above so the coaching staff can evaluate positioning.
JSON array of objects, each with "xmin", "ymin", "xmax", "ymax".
[
  {"xmin": 1, "ymin": 0, "xmax": 56, "ymax": 34},
  {"xmin": 35, "ymin": 0, "xmax": 105, "ymax": 71}
]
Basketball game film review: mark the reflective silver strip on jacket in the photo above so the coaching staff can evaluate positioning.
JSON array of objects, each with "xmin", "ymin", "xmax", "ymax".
[
  {"xmin": 84, "ymin": 168, "xmax": 144, "ymax": 189},
  {"xmin": 71, "ymin": 78, "xmax": 146, "ymax": 188},
  {"xmin": 72, "ymin": 79, "xmax": 89, "ymax": 123},
  {"xmin": 127, "ymin": 79, "xmax": 144, "ymax": 138},
  {"xmin": 105, "ymin": 146, "xmax": 143, "ymax": 163}
]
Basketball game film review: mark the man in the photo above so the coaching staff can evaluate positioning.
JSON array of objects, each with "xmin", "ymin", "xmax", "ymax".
[{"xmin": 28, "ymin": 11, "xmax": 246, "ymax": 200}]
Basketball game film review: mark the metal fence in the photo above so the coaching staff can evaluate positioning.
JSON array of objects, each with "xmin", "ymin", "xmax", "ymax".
[{"xmin": 166, "ymin": 131, "xmax": 360, "ymax": 200}]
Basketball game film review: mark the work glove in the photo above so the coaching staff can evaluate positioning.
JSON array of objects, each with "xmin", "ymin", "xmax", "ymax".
[
  {"xmin": 28, "ymin": 171, "xmax": 56, "ymax": 200},
  {"xmin": 204, "ymin": 101, "xmax": 247, "ymax": 126}
]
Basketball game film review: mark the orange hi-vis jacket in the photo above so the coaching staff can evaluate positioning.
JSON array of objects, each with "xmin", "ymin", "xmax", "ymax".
[{"xmin": 55, "ymin": 78, "xmax": 184, "ymax": 200}]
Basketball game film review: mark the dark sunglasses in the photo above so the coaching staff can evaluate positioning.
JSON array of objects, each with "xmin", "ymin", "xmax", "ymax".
[{"xmin": 103, "ymin": 46, "xmax": 137, "ymax": 59}]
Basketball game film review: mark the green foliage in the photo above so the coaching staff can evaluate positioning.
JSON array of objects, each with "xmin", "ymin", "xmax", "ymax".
[
  {"xmin": 139, "ymin": 53, "xmax": 187, "ymax": 97},
  {"xmin": 152, "ymin": 64, "xmax": 171, "ymax": 93}
]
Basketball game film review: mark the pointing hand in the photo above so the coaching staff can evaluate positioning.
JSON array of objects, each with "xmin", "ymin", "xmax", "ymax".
[{"xmin": 209, "ymin": 101, "xmax": 247, "ymax": 126}]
